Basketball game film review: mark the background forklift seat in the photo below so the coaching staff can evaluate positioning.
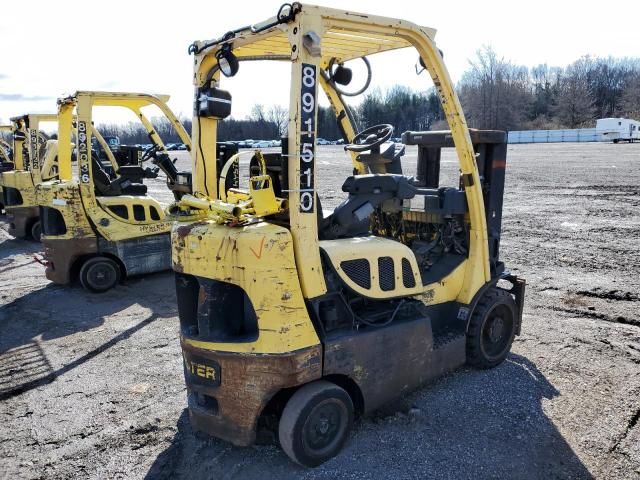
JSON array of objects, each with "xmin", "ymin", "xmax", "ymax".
[{"xmin": 91, "ymin": 156, "xmax": 147, "ymax": 196}]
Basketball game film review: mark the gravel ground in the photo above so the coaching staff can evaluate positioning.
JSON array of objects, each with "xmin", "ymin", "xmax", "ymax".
[{"xmin": 0, "ymin": 143, "xmax": 639, "ymax": 479}]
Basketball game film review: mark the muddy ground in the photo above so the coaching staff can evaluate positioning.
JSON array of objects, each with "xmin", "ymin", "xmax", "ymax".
[{"xmin": 0, "ymin": 143, "xmax": 639, "ymax": 479}]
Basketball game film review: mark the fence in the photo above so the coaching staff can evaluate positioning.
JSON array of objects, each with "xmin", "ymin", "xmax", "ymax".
[{"xmin": 508, "ymin": 128, "xmax": 600, "ymax": 144}]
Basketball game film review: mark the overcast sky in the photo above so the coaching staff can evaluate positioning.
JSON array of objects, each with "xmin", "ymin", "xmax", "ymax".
[{"xmin": 1, "ymin": 0, "xmax": 637, "ymax": 124}]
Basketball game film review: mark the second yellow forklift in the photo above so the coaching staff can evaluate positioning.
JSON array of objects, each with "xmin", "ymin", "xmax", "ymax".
[{"xmin": 38, "ymin": 91, "xmax": 196, "ymax": 292}]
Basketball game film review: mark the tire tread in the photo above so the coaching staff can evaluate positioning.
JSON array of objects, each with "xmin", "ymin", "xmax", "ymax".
[
  {"xmin": 466, "ymin": 287, "xmax": 516, "ymax": 369},
  {"xmin": 279, "ymin": 380, "xmax": 353, "ymax": 467}
]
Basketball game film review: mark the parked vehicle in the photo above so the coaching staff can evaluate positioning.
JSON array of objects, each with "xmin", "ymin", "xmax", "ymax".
[
  {"xmin": 596, "ymin": 118, "xmax": 640, "ymax": 143},
  {"xmin": 38, "ymin": 91, "xmax": 194, "ymax": 292}
]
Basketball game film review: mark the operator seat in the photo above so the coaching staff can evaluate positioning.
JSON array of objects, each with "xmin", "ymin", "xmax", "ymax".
[
  {"xmin": 91, "ymin": 155, "xmax": 147, "ymax": 196},
  {"xmin": 319, "ymin": 174, "xmax": 468, "ymax": 240},
  {"xmin": 357, "ymin": 142, "xmax": 405, "ymax": 174},
  {"xmin": 319, "ymin": 174, "xmax": 415, "ymax": 240}
]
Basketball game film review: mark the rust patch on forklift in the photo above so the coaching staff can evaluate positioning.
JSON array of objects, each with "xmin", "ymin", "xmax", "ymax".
[
  {"xmin": 182, "ymin": 343, "xmax": 322, "ymax": 446},
  {"xmin": 43, "ymin": 237, "xmax": 98, "ymax": 284},
  {"xmin": 198, "ymin": 285, "xmax": 208, "ymax": 307},
  {"xmin": 176, "ymin": 224, "xmax": 198, "ymax": 239}
]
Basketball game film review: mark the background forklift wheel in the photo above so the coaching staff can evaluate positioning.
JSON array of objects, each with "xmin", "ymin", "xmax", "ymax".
[
  {"xmin": 278, "ymin": 381, "xmax": 353, "ymax": 467},
  {"xmin": 466, "ymin": 288, "xmax": 517, "ymax": 369},
  {"xmin": 79, "ymin": 257, "xmax": 121, "ymax": 293},
  {"xmin": 30, "ymin": 221, "xmax": 42, "ymax": 243}
]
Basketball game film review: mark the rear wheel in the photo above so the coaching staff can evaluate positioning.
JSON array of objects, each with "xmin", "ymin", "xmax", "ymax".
[
  {"xmin": 466, "ymin": 288, "xmax": 517, "ymax": 369},
  {"xmin": 30, "ymin": 220, "xmax": 42, "ymax": 242},
  {"xmin": 79, "ymin": 256, "xmax": 121, "ymax": 293},
  {"xmin": 278, "ymin": 381, "xmax": 353, "ymax": 467}
]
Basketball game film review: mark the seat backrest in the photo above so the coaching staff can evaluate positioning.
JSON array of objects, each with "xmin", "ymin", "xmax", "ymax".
[
  {"xmin": 91, "ymin": 155, "xmax": 113, "ymax": 195},
  {"xmin": 41, "ymin": 140, "xmax": 60, "ymax": 180},
  {"xmin": 320, "ymin": 175, "xmax": 417, "ymax": 240}
]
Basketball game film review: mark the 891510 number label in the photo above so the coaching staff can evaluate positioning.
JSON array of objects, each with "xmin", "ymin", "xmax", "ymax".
[{"xmin": 299, "ymin": 63, "xmax": 317, "ymax": 213}]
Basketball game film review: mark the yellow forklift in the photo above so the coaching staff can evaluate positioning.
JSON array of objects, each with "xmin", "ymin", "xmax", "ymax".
[
  {"xmin": 37, "ymin": 91, "xmax": 196, "ymax": 292},
  {"xmin": 0, "ymin": 124, "xmax": 13, "ymax": 214},
  {"xmin": 171, "ymin": 4, "xmax": 526, "ymax": 466},
  {"xmin": 0, "ymin": 115, "xmax": 56, "ymax": 235}
]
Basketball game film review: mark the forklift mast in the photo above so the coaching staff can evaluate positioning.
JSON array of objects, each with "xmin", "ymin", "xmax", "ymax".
[
  {"xmin": 0, "ymin": 125, "xmax": 13, "ymax": 168},
  {"xmin": 1, "ymin": 114, "xmax": 58, "ymax": 220},
  {"xmin": 402, "ymin": 129, "xmax": 507, "ymax": 275}
]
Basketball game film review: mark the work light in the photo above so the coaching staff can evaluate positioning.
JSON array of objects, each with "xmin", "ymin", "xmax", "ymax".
[{"xmin": 217, "ymin": 45, "xmax": 239, "ymax": 77}]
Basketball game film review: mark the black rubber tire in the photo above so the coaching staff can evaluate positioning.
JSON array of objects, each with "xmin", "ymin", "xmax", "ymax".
[
  {"xmin": 466, "ymin": 287, "xmax": 517, "ymax": 369},
  {"xmin": 79, "ymin": 257, "xmax": 121, "ymax": 293},
  {"xmin": 30, "ymin": 220, "xmax": 42, "ymax": 243},
  {"xmin": 278, "ymin": 381, "xmax": 353, "ymax": 467}
]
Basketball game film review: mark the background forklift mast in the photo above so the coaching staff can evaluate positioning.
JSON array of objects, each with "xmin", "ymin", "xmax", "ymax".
[
  {"xmin": 0, "ymin": 113, "xmax": 58, "ymax": 240},
  {"xmin": 0, "ymin": 124, "xmax": 14, "ymax": 214},
  {"xmin": 172, "ymin": 3, "xmax": 525, "ymax": 467},
  {"xmin": 38, "ymin": 91, "xmax": 192, "ymax": 292},
  {"xmin": 0, "ymin": 125, "xmax": 12, "ymax": 165}
]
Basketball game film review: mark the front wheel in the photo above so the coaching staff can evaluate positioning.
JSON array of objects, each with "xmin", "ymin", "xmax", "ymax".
[
  {"xmin": 466, "ymin": 288, "xmax": 517, "ymax": 369},
  {"xmin": 278, "ymin": 381, "xmax": 354, "ymax": 467},
  {"xmin": 79, "ymin": 256, "xmax": 121, "ymax": 293}
]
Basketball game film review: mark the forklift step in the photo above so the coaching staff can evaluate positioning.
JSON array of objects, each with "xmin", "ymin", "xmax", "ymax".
[
  {"xmin": 429, "ymin": 330, "xmax": 466, "ymax": 378},
  {"xmin": 433, "ymin": 330, "xmax": 465, "ymax": 350}
]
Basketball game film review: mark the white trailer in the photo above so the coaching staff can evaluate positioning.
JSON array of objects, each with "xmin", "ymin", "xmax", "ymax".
[{"xmin": 596, "ymin": 118, "xmax": 640, "ymax": 143}]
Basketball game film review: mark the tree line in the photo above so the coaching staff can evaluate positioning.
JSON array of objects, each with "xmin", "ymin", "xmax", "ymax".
[
  {"xmin": 459, "ymin": 47, "xmax": 640, "ymax": 130},
  {"xmin": 91, "ymin": 48, "xmax": 640, "ymax": 144}
]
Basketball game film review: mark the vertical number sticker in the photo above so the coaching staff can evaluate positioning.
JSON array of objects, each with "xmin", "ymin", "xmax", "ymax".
[
  {"xmin": 30, "ymin": 129, "xmax": 39, "ymax": 171},
  {"xmin": 77, "ymin": 121, "xmax": 90, "ymax": 184},
  {"xmin": 299, "ymin": 63, "xmax": 316, "ymax": 213}
]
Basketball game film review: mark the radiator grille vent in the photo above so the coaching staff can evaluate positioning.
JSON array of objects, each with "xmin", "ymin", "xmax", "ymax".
[
  {"xmin": 402, "ymin": 258, "xmax": 416, "ymax": 288},
  {"xmin": 341, "ymin": 259, "xmax": 371, "ymax": 289},
  {"xmin": 378, "ymin": 256, "xmax": 395, "ymax": 291}
]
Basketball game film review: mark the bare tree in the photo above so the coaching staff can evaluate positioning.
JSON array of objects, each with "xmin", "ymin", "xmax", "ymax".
[
  {"xmin": 556, "ymin": 57, "xmax": 595, "ymax": 128},
  {"xmin": 458, "ymin": 46, "xmax": 532, "ymax": 130},
  {"xmin": 620, "ymin": 73, "xmax": 640, "ymax": 119},
  {"xmin": 267, "ymin": 105, "xmax": 288, "ymax": 137},
  {"xmin": 250, "ymin": 104, "xmax": 266, "ymax": 123}
]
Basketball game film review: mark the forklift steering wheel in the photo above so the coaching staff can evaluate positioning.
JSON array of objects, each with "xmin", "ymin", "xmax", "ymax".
[
  {"xmin": 345, "ymin": 124, "xmax": 394, "ymax": 153},
  {"xmin": 141, "ymin": 144, "xmax": 161, "ymax": 162}
]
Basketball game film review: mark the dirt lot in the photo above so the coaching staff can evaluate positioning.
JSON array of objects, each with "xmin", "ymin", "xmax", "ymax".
[{"xmin": 0, "ymin": 143, "xmax": 639, "ymax": 479}]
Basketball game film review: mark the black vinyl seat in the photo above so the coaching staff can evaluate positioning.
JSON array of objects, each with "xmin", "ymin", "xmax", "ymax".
[
  {"xmin": 319, "ymin": 174, "xmax": 467, "ymax": 240},
  {"xmin": 92, "ymin": 156, "xmax": 147, "ymax": 196},
  {"xmin": 320, "ymin": 175, "xmax": 414, "ymax": 240}
]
